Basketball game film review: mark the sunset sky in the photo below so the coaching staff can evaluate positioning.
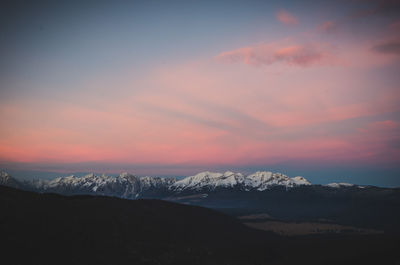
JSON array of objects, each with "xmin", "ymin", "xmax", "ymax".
[{"xmin": 1, "ymin": 0, "xmax": 400, "ymax": 186}]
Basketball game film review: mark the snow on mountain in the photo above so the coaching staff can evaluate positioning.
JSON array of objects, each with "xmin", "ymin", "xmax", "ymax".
[
  {"xmin": 6, "ymin": 169, "xmax": 368, "ymax": 197},
  {"xmin": 0, "ymin": 171, "xmax": 22, "ymax": 188},
  {"xmin": 244, "ymin": 171, "xmax": 311, "ymax": 191},
  {"xmin": 326, "ymin": 183, "xmax": 355, "ymax": 188},
  {"xmin": 171, "ymin": 171, "xmax": 311, "ymax": 191},
  {"xmin": 31, "ymin": 173, "xmax": 177, "ymax": 199},
  {"xmin": 0, "ymin": 171, "xmax": 14, "ymax": 185},
  {"xmin": 171, "ymin": 171, "xmax": 245, "ymax": 191},
  {"xmin": 1, "ymin": 170, "xmax": 312, "ymax": 195}
]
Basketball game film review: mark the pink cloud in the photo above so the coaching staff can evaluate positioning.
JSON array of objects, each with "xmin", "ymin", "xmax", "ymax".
[
  {"xmin": 215, "ymin": 42, "xmax": 332, "ymax": 67},
  {"xmin": 360, "ymin": 120, "xmax": 400, "ymax": 134},
  {"xmin": 1, "ymin": 42, "xmax": 399, "ymax": 168},
  {"xmin": 276, "ymin": 10, "xmax": 299, "ymax": 25},
  {"xmin": 352, "ymin": 120, "xmax": 400, "ymax": 163},
  {"xmin": 318, "ymin": 21, "xmax": 337, "ymax": 33},
  {"xmin": 370, "ymin": 20, "xmax": 400, "ymax": 56}
]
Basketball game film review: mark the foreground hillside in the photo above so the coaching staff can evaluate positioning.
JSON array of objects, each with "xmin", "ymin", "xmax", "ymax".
[
  {"xmin": 1, "ymin": 185, "xmax": 276, "ymax": 265},
  {"xmin": 1, "ymin": 185, "xmax": 400, "ymax": 265}
]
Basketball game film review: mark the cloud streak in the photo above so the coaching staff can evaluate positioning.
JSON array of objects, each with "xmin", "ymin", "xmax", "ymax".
[
  {"xmin": 370, "ymin": 21, "xmax": 400, "ymax": 56},
  {"xmin": 372, "ymin": 41, "xmax": 400, "ymax": 55},
  {"xmin": 215, "ymin": 42, "xmax": 332, "ymax": 67}
]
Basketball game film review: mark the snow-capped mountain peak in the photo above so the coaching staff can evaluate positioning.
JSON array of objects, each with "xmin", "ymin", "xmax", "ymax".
[
  {"xmin": 170, "ymin": 170, "xmax": 311, "ymax": 191},
  {"xmin": 326, "ymin": 182, "xmax": 355, "ymax": 188},
  {"xmin": 243, "ymin": 171, "xmax": 311, "ymax": 191},
  {"xmin": 1, "ymin": 169, "xmax": 353, "ymax": 198},
  {"xmin": 31, "ymin": 172, "xmax": 179, "ymax": 197},
  {"xmin": 0, "ymin": 171, "xmax": 14, "ymax": 185},
  {"xmin": 119, "ymin": 172, "xmax": 130, "ymax": 178},
  {"xmin": 0, "ymin": 171, "xmax": 23, "ymax": 189},
  {"xmin": 171, "ymin": 171, "xmax": 245, "ymax": 191},
  {"xmin": 292, "ymin": 176, "xmax": 312, "ymax": 185}
]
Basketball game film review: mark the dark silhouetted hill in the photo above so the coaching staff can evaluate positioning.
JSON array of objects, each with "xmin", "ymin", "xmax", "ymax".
[{"xmin": 1, "ymin": 185, "xmax": 400, "ymax": 265}]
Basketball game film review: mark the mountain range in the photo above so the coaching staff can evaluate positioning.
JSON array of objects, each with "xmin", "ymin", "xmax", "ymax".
[
  {"xmin": 0, "ymin": 170, "xmax": 360, "ymax": 199},
  {"xmin": 2, "ymin": 170, "xmax": 400, "ymax": 234}
]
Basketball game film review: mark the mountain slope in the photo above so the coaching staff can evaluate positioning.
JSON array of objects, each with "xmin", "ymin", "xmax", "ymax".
[
  {"xmin": 1, "ymin": 185, "xmax": 400, "ymax": 265},
  {"xmin": 0, "ymin": 185, "xmax": 277, "ymax": 265}
]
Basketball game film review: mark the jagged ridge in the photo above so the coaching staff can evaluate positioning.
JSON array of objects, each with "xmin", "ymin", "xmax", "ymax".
[
  {"xmin": 170, "ymin": 171, "xmax": 311, "ymax": 191},
  {"xmin": 0, "ymin": 170, "xmax": 312, "ymax": 198}
]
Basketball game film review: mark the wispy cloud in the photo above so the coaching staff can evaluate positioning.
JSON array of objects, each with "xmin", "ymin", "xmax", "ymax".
[
  {"xmin": 1, "ymin": 0, "xmax": 400, "ymax": 180},
  {"xmin": 276, "ymin": 10, "xmax": 299, "ymax": 25},
  {"xmin": 215, "ymin": 42, "xmax": 333, "ymax": 67},
  {"xmin": 372, "ymin": 40, "xmax": 400, "ymax": 55},
  {"xmin": 371, "ymin": 20, "xmax": 400, "ymax": 56}
]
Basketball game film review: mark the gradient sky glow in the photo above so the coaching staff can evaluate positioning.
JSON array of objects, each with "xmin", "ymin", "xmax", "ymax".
[{"xmin": 1, "ymin": 0, "xmax": 400, "ymax": 186}]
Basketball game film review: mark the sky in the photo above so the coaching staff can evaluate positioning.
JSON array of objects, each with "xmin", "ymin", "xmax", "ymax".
[{"xmin": 0, "ymin": 0, "xmax": 400, "ymax": 186}]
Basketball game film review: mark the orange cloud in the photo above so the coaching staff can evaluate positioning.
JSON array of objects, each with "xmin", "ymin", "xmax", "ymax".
[{"xmin": 276, "ymin": 10, "xmax": 299, "ymax": 25}]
